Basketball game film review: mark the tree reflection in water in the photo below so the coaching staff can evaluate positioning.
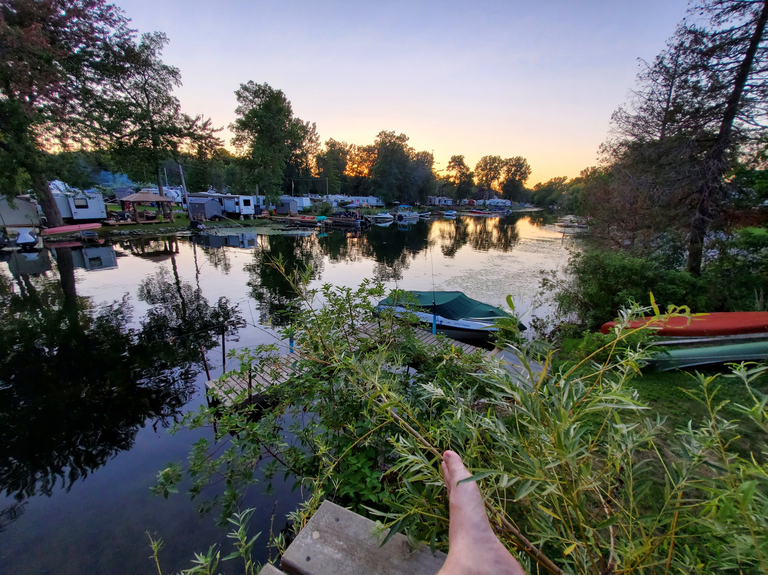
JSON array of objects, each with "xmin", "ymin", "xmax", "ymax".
[
  {"xmin": 246, "ymin": 234, "xmax": 323, "ymax": 326},
  {"xmin": 0, "ymin": 246, "xmax": 244, "ymax": 529}
]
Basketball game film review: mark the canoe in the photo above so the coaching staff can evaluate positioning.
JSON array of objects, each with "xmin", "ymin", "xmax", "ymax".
[
  {"xmin": 650, "ymin": 340, "xmax": 768, "ymax": 371},
  {"xmin": 600, "ymin": 312, "xmax": 768, "ymax": 337},
  {"xmin": 41, "ymin": 223, "xmax": 101, "ymax": 236}
]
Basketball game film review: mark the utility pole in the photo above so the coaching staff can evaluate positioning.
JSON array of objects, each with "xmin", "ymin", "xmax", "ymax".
[{"xmin": 164, "ymin": 167, "xmax": 169, "ymax": 188}]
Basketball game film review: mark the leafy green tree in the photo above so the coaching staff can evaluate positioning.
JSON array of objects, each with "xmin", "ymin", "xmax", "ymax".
[
  {"xmin": 370, "ymin": 131, "xmax": 413, "ymax": 204},
  {"xmin": 98, "ymin": 32, "xmax": 221, "ymax": 199},
  {"xmin": 607, "ymin": 0, "xmax": 768, "ymax": 274},
  {"xmin": 316, "ymin": 139, "xmax": 350, "ymax": 194},
  {"xmin": 0, "ymin": 0, "xmax": 130, "ymax": 226},
  {"xmin": 530, "ymin": 176, "xmax": 568, "ymax": 206},
  {"xmin": 230, "ymin": 82, "xmax": 316, "ymax": 201},
  {"xmin": 445, "ymin": 155, "xmax": 475, "ymax": 203},
  {"xmin": 499, "ymin": 156, "xmax": 532, "ymax": 201},
  {"xmin": 474, "ymin": 155, "xmax": 504, "ymax": 191}
]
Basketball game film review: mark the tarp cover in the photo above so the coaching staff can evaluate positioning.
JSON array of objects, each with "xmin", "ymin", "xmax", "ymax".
[{"xmin": 380, "ymin": 291, "xmax": 509, "ymax": 321}]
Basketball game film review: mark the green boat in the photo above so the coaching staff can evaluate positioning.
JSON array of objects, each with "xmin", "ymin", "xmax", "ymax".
[{"xmin": 378, "ymin": 291, "xmax": 519, "ymax": 340}]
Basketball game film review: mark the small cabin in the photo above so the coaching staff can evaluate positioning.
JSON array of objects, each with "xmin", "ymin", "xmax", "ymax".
[
  {"xmin": 188, "ymin": 197, "xmax": 222, "ymax": 221},
  {"xmin": 275, "ymin": 198, "xmax": 298, "ymax": 215}
]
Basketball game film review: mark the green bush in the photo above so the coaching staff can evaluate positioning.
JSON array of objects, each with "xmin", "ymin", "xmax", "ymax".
[{"xmin": 543, "ymin": 249, "xmax": 706, "ymax": 330}]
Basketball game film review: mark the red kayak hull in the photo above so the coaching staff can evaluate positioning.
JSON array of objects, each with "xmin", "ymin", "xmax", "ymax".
[
  {"xmin": 601, "ymin": 312, "xmax": 768, "ymax": 337},
  {"xmin": 41, "ymin": 223, "xmax": 101, "ymax": 236}
]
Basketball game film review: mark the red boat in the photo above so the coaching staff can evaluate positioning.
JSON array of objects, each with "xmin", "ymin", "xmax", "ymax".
[
  {"xmin": 41, "ymin": 223, "xmax": 101, "ymax": 236},
  {"xmin": 600, "ymin": 312, "xmax": 768, "ymax": 337}
]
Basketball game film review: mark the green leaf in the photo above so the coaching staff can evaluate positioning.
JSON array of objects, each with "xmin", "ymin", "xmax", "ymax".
[{"xmin": 456, "ymin": 470, "xmax": 499, "ymax": 485}]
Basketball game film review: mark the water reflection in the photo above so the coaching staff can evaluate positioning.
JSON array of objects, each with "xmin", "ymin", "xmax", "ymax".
[
  {"xmin": 0, "ymin": 244, "xmax": 243, "ymax": 518},
  {"xmin": 246, "ymin": 234, "xmax": 324, "ymax": 326}
]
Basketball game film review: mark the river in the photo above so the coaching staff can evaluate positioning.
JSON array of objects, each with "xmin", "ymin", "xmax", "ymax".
[{"xmin": 0, "ymin": 213, "xmax": 576, "ymax": 575}]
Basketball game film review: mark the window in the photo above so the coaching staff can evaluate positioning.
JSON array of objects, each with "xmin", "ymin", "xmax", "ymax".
[
  {"xmin": 73, "ymin": 197, "xmax": 88, "ymax": 209},
  {"xmin": 242, "ymin": 199, "xmax": 251, "ymax": 206}
]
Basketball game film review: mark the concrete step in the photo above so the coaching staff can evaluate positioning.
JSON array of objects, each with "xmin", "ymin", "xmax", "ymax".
[{"xmin": 280, "ymin": 500, "xmax": 446, "ymax": 575}]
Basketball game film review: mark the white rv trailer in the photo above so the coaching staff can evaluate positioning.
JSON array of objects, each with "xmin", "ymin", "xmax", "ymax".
[
  {"xmin": 185, "ymin": 192, "xmax": 259, "ymax": 218},
  {"xmin": 52, "ymin": 191, "xmax": 107, "ymax": 222}
]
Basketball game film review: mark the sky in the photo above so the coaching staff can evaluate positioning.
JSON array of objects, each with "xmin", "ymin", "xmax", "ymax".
[{"xmin": 116, "ymin": 0, "xmax": 690, "ymax": 186}]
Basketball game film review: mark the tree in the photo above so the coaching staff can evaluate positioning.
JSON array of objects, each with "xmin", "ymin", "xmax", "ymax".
[
  {"xmin": 531, "ymin": 176, "xmax": 568, "ymax": 206},
  {"xmin": 474, "ymin": 155, "xmax": 504, "ymax": 191},
  {"xmin": 230, "ymin": 81, "xmax": 315, "ymax": 200},
  {"xmin": 316, "ymin": 139, "xmax": 350, "ymax": 194},
  {"xmin": 97, "ymin": 32, "xmax": 220, "ymax": 202},
  {"xmin": 607, "ymin": 0, "xmax": 768, "ymax": 273},
  {"xmin": 445, "ymin": 155, "xmax": 475, "ymax": 203},
  {"xmin": 0, "ymin": 0, "xmax": 130, "ymax": 226},
  {"xmin": 500, "ymin": 156, "xmax": 532, "ymax": 201}
]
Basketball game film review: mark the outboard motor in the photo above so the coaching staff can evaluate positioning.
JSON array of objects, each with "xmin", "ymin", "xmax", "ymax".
[{"xmin": 15, "ymin": 228, "xmax": 38, "ymax": 252}]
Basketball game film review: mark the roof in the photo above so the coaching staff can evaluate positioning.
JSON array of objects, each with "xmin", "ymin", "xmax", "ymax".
[
  {"xmin": 380, "ymin": 291, "xmax": 510, "ymax": 321},
  {"xmin": 121, "ymin": 192, "xmax": 173, "ymax": 203}
]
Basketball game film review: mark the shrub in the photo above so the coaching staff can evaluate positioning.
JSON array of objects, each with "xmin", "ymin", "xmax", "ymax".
[{"xmin": 156, "ymin": 270, "xmax": 768, "ymax": 575}]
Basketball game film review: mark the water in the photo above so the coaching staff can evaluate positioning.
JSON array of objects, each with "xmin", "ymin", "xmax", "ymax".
[{"xmin": 0, "ymin": 214, "xmax": 575, "ymax": 574}]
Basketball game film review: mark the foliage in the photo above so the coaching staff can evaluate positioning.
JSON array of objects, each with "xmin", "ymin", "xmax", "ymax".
[
  {"xmin": 541, "ymin": 236, "xmax": 768, "ymax": 331},
  {"xmin": 603, "ymin": 0, "xmax": 768, "ymax": 274},
  {"xmin": 369, "ymin": 131, "xmax": 435, "ymax": 205},
  {"xmin": 0, "ymin": 0, "xmax": 130, "ymax": 224},
  {"xmin": 230, "ymin": 82, "xmax": 317, "ymax": 200},
  {"xmin": 159, "ymin": 269, "xmax": 768, "ymax": 574},
  {"xmin": 97, "ymin": 32, "xmax": 221, "ymax": 196}
]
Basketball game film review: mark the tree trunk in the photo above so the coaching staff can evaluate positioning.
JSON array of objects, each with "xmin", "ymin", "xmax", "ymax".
[
  {"xmin": 31, "ymin": 170, "xmax": 64, "ymax": 228},
  {"xmin": 686, "ymin": 0, "xmax": 768, "ymax": 275}
]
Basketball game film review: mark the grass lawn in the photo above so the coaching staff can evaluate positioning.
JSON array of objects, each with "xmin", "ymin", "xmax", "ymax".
[{"xmin": 627, "ymin": 366, "xmax": 767, "ymax": 457}]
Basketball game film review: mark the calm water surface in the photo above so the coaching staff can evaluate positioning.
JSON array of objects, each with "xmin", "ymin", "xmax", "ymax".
[{"xmin": 0, "ymin": 214, "xmax": 576, "ymax": 575}]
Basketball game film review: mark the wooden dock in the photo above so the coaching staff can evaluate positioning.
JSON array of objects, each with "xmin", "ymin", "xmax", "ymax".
[
  {"xmin": 258, "ymin": 500, "xmax": 446, "ymax": 575},
  {"xmin": 206, "ymin": 325, "xmax": 542, "ymax": 403}
]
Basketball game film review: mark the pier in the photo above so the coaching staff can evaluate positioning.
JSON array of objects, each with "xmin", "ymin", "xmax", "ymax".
[{"xmin": 206, "ymin": 325, "xmax": 542, "ymax": 404}]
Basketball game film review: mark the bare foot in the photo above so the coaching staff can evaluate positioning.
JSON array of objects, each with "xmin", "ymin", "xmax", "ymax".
[{"xmin": 437, "ymin": 450, "xmax": 525, "ymax": 575}]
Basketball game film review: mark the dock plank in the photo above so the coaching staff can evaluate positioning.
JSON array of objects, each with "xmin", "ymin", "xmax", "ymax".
[{"xmin": 280, "ymin": 500, "xmax": 445, "ymax": 575}]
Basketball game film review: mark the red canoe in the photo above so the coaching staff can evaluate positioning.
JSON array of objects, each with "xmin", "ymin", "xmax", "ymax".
[
  {"xmin": 600, "ymin": 312, "xmax": 768, "ymax": 337},
  {"xmin": 41, "ymin": 223, "xmax": 102, "ymax": 236}
]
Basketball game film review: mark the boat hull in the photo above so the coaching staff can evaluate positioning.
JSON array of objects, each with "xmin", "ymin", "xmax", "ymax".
[{"xmin": 601, "ymin": 312, "xmax": 768, "ymax": 337}]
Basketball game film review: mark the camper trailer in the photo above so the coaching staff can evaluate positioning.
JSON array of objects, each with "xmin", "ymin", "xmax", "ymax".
[
  {"xmin": 185, "ymin": 193, "xmax": 259, "ymax": 218},
  {"xmin": 0, "ymin": 196, "xmax": 42, "ymax": 228},
  {"xmin": 52, "ymin": 191, "xmax": 107, "ymax": 222}
]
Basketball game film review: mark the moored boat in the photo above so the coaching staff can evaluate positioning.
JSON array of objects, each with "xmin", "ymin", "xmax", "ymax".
[
  {"xmin": 370, "ymin": 212, "xmax": 394, "ymax": 224},
  {"xmin": 444, "ymin": 210, "xmax": 457, "ymax": 218},
  {"xmin": 393, "ymin": 206, "xmax": 420, "ymax": 222},
  {"xmin": 378, "ymin": 290, "xmax": 522, "ymax": 340}
]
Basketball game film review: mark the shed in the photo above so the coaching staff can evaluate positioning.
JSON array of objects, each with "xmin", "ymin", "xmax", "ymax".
[
  {"xmin": 275, "ymin": 198, "xmax": 298, "ymax": 215},
  {"xmin": 188, "ymin": 197, "xmax": 222, "ymax": 221}
]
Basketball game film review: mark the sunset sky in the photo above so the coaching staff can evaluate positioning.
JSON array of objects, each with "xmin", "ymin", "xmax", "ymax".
[{"xmin": 117, "ymin": 0, "xmax": 689, "ymax": 186}]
